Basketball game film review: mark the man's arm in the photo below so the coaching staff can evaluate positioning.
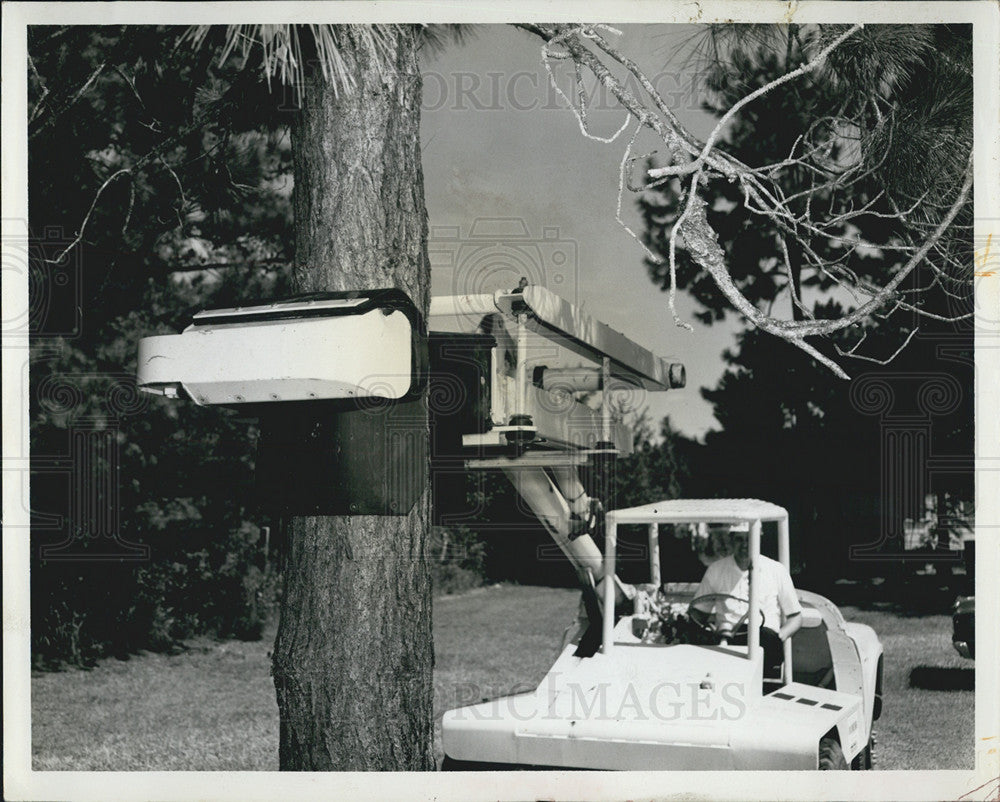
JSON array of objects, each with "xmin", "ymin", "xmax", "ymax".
[
  {"xmin": 689, "ymin": 564, "xmax": 719, "ymax": 629},
  {"xmin": 778, "ymin": 611, "xmax": 802, "ymax": 642},
  {"xmin": 776, "ymin": 565, "xmax": 803, "ymax": 641}
]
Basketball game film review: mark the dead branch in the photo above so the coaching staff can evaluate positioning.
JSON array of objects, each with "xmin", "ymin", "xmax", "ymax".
[{"xmin": 519, "ymin": 22, "xmax": 973, "ymax": 377}]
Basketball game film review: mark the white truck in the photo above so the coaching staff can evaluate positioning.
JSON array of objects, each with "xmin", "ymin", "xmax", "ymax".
[{"xmin": 440, "ymin": 498, "xmax": 883, "ymax": 770}]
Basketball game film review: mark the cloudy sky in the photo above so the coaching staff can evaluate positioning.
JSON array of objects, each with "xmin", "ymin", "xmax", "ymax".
[{"xmin": 420, "ymin": 24, "xmax": 742, "ymax": 439}]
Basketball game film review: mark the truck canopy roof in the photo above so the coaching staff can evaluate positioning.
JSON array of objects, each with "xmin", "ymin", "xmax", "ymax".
[{"xmin": 609, "ymin": 498, "xmax": 789, "ymax": 525}]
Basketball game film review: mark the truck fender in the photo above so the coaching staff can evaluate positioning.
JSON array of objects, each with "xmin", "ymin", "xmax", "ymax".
[{"xmin": 844, "ymin": 621, "xmax": 884, "ymax": 727}]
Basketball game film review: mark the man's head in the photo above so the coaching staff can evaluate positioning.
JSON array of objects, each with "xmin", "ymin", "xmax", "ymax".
[
  {"xmin": 724, "ymin": 523, "xmax": 750, "ymax": 568},
  {"xmin": 705, "ymin": 523, "xmax": 730, "ymax": 553}
]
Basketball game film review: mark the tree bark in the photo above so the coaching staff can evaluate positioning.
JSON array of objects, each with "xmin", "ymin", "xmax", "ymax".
[{"xmin": 272, "ymin": 25, "xmax": 434, "ymax": 771}]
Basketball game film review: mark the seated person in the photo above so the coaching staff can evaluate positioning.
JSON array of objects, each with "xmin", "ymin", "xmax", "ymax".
[{"xmin": 689, "ymin": 523, "xmax": 802, "ymax": 677}]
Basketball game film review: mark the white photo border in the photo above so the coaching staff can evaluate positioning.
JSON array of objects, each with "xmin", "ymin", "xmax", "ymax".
[{"xmin": 3, "ymin": 2, "xmax": 998, "ymax": 800}]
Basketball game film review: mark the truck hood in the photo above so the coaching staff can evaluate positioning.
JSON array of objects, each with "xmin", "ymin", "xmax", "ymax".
[{"xmin": 442, "ymin": 643, "xmax": 864, "ymax": 770}]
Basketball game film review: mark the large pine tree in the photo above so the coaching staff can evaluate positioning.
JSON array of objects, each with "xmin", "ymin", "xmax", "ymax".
[
  {"xmin": 271, "ymin": 26, "xmax": 434, "ymax": 771},
  {"xmin": 195, "ymin": 24, "xmax": 436, "ymax": 771}
]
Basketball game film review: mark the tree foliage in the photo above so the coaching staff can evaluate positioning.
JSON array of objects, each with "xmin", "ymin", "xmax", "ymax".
[
  {"xmin": 28, "ymin": 25, "xmax": 295, "ymax": 667},
  {"xmin": 635, "ymin": 25, "xmax": 974, "ymax": 580},
  {"xmin": 640, "ymin": 24, "xmax": 972, "ymax": 337},
  {"xmin": 27, "ymin": 23, "xmax": 473, "ymax": 671}
]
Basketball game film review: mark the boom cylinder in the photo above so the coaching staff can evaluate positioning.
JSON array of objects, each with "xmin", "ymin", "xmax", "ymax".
[
  {"xmin": 500, "ymin": 466, "xmax": 605, "ymax": 581},
  {"xmin": 549, "ymin": 466, "xmax": 591, "ymax": 517}
]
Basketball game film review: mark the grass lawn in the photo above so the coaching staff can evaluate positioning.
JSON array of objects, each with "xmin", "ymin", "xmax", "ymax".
[
  {"xmin": 31, "ymin": 584, "xmax": 973, "ymax": 771},
  {"xmin": 835, "ymin": 604, "xmax": 975, "ymax": 770},
  {"xmin": 32, "ymin": 633, "xmax": 281, "ymax": 771}
]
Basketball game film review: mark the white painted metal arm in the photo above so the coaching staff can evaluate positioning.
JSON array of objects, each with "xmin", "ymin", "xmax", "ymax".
[
  {"xmin": 499, "ymin": 466, "xmax": 605, "ymax": 580},
  {"xmin": 748, "ymin": 519, "xmax": 762, "ymax": 663},
  {"xmin": 603, "ymin": 516, "xmax": 617, "ymax": 653},
  {"xmin": 779, "ymin": 516, "xmax": 794, "ymax": 684}
]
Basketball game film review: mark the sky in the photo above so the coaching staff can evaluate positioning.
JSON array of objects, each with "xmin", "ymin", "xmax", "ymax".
[{"xmin": 419, "ymin": 24, "xmax": 744, "ymax": 440}]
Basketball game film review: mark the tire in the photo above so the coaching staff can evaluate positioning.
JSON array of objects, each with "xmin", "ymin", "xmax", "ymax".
[
  {"xmin": 850, "ymin": 730, "xmax": 876, "ymax": 770},
  {"xmin": 818, "ymin": 736, "xmax": 848, "ymax": 770}
]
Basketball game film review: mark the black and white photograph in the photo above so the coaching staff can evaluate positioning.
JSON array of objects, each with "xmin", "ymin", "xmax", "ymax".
[{"xmin": 3, "ymin": 2, "xmax": 998, "ymax": 800}]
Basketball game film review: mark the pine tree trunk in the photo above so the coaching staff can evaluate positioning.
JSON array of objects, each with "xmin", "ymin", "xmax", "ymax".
[{"xmin": 272, "ymin": 26, "xmax": 434, "ymax": 771}]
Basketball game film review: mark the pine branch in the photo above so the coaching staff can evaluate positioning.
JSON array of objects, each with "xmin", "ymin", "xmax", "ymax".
[{"xmin": 515, "ymin": 22, "xmax": 973, "ymax": 376}]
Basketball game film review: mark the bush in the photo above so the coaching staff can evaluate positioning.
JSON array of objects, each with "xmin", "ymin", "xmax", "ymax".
[
  {"xmin": 30, "ymin": 276, "xmax": 285, "ymax": 669},
  {"xmin": 427, "ymin": 525, "xmax": 487, "ymax": 596}
]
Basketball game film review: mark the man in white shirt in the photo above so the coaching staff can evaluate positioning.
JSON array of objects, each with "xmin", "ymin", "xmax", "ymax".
[{"xmin": 690, "ymin": 524, "xmax": 802, "ymax": 677}]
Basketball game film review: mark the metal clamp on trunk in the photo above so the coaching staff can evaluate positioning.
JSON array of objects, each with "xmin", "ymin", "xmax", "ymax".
[{"xmin": 136, "ymin": 288, "xmax": 428, "ymax": 516}]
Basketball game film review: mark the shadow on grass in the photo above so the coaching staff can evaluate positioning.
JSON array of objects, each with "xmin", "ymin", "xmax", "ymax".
[
  {"xmin": 807, "ymin": 574, "xmax": 966, "ymax": 617},
  {"xmin": 908, "ymin": 666, "xmax": 974, "ymax": 691}
]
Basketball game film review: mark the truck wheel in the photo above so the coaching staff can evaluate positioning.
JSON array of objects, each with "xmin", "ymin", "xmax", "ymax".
[
  {"xmin": 818, "ymin": 737, "xmax": 848, "ymax": 770},
  {"xmin": 851, "ymin": 731, "xmax": 875, "ymax": 770}
]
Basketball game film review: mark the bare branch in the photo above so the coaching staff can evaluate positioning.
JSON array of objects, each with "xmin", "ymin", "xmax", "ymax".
[
  {"xmin": 667, "ymin": 175, "xmax": 698, "ymax": 332},
  {"xmin": 516, "ymin": 22, "xmax": 972, "ymax": 376},
  {"xmin": 616, "ymin": 125, "xmax": 664, "ymax": 265},
  {"xmin": 27, "ymin": 55, "xmax": 50, "ymax": 124},
  {"xmin": 835, "ymin": 326, "xmax": 920, "ymax": 365},
  {"xmin": 789, "ymin": 337, "xmax": 851, "ymax": 379},
  {"xmin": 648, "ymin": 24, "xmax": 864, "ymax": 180},
  {"xmin": 779, "ymin": 236, "xmax": 813, "ymax": 320},
  {"xmin": 45, "ymin": 169, "xmax": 133, "ymax": 264},
  {"xmin": 684, "ymin": 153, "xmax": 972, "ymax": 341},
  {"xmin": 158, "ymin": 155, "xmax": 189, "ymax": 229},
  {"xmin": 539, "ymin": 25, "xmax": 648, "ymax": 144},
  {"xmin": 29, "ymin": 60, "xmax": 108, "ymax": 140}
]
